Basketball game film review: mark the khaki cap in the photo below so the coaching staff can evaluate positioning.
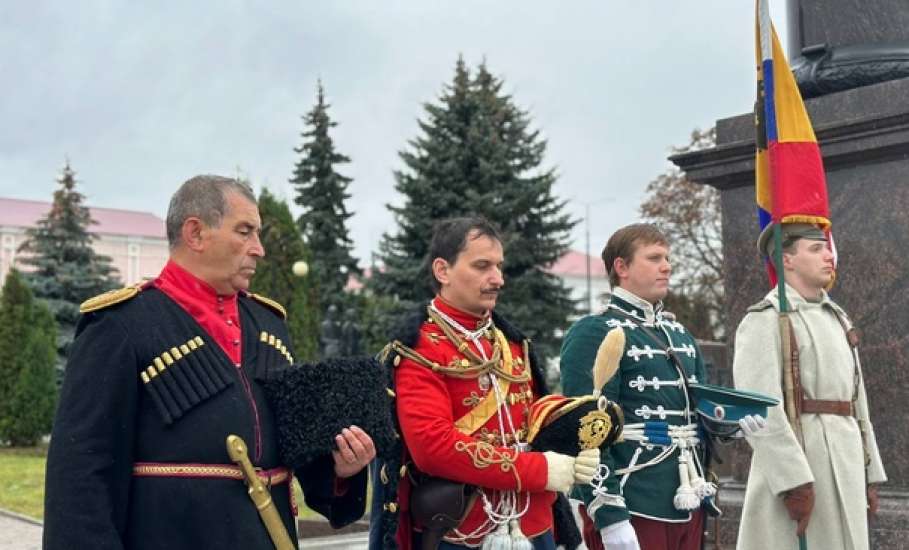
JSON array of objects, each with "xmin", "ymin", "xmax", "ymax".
[{"xmin": 757, "ymin": 222, "xmax": 827, "ymax": 257}]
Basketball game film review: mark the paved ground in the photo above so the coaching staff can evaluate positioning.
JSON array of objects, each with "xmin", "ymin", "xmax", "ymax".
[
  {"xmin": 0, "ymin": 510, "xmax": 41, "ymax": 550},
  {"xmin": 298, "ymin": 532, "xmax": 368, "ymax": 549},
  {"xmin": 0, "ymin": 508, "xmax": 370, "ymax": 550}
]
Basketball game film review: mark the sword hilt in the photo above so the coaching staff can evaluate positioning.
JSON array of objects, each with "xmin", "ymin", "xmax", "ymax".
[{"xmin": 226, "ymin": 434, "xmax": 295, "ymax": 550}]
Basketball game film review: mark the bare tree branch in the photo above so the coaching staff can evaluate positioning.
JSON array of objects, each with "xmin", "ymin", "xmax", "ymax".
[{"xmin": 640, "ymin": 127, "xmax": 724, "ymax": 339}]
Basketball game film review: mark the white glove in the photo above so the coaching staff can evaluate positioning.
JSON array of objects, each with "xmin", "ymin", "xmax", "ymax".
[
  {"xmin": 601, "ymin": 520, "xmax": 640, "ymax": 550},
  {"xmin": 543, "ymin": 451, "xmax": 575, "ymax": 493},
  {"xmin": 573, "ymin": 448, "xmax": 600, "ymax": 485},
  {"xmin": 738, "ymin": 414, "xmax": 768, "ymax": 439}
]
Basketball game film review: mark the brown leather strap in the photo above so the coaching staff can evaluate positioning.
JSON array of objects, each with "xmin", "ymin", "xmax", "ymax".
[
  {"xmin": 787, "ymin": 319, "xmax": 804, "ymax": 420},
  {"xmin": 801, "ymin": 399, "xmax": 853, "ymax": 416}
]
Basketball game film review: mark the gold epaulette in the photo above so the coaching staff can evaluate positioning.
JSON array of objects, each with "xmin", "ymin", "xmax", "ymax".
[
  {"xmin": 80, "ymin": 284, "xmax": 141, "ymax": 313},
  {"xmin": 389, "ymin": 341, "xmax": 438, "ymax": 370},
  {"xmin": 248, "ymin": 293, "xmax": 286, "ymax": 319},
  {"xmin": 378, "ymin": 342, "xmax": 394, "ymax": 365}
]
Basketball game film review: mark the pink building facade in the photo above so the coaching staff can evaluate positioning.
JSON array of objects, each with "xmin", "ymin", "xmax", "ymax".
[{"xmin": 0, "ymin": 197, "xmax": 169, "ymax": 287}]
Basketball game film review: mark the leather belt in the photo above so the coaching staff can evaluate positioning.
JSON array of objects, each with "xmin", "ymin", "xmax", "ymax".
[
  {"xmin": 133, "ymin": 462, "xmax": 292, "ymax": 485},
  {"xmin": 801, "ymin": 399, "xmax": 853, "ymax": 416}
]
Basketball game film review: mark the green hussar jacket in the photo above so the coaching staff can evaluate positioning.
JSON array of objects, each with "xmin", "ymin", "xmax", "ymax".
[{"xmin": 560, "ymin": 287, "xmax": 707, "ymax": 528}]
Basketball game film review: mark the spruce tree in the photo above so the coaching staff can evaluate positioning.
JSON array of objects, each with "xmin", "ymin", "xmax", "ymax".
[
  {"xmin": 17, "ymin": 162, "xmax": 119, "ymax": 366},
  {"xmin": 0, "ymin": 270, "xmax": 57, "ymax": 446},
  {"xmin": 371, "ymin": 58, "xmax": 577, "ymax": 362},
  {"xmin": 251, "ymin": 188, "xmax": 320, "ymax": 362},
  {"xmin": 0, "ymin": 270, "xmax": 32, "ymax": 422},
  {"xmin": 6, "ymin": 303, "xmax": 57, "ymax": 446},
  {"xmin": 291, "ymin": 82, "xmax": 359, "ymax": 310}
]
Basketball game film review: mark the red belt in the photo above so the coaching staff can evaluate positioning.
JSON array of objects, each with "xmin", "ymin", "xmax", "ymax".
[
  {"xmin": 801, "ymin": 399, "xmax": 853, "ymax": 416},
  {"xmin": 132, "ymin": 462, "xmax": 297, "ymax": 514}
]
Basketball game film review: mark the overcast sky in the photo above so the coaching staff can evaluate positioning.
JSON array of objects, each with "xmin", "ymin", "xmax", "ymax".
[{"xmin": 0, "ymin": 1, "xmax": 789, "ymax": 264}]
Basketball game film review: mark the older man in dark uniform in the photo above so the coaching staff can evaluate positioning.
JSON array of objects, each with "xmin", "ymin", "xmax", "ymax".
[{"xmin": 43, "ymin": 175, "xmax": 375, "ymax": 549}]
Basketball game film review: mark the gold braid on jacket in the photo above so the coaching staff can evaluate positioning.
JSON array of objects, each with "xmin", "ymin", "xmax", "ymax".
[{"xmin": 386, "ymin": 307, "xmax": 531, "ymax": 383}]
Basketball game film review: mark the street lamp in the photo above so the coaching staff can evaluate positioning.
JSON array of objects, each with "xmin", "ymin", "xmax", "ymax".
[
  {"xmin": 292, "ymin": 261, "xmax": 309, "ymax": 277},
  {"xmin": 584, "ymin": 197, "xmax": 613, "ymax": 314}
]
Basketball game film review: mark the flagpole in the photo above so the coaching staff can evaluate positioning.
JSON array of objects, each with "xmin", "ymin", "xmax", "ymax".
[
  {"xmin": 773, "ymin": 224, "xmax": 788, "ymax": 313},
  {"xmin": 755, "ymin": 0, "xmax": 816, "ymax": 550},
  {"xmin": 772, "ymin": 222, "xmax": 806, "ymax": 550}
]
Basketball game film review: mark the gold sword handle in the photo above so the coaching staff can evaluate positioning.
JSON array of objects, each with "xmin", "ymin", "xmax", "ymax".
[{"xmin": 226, "ymin": 435, "xmax": 296, "ymax": 550}]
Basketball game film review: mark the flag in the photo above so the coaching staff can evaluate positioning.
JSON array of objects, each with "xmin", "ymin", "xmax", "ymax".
[{"xmin": 754, "ymin": 0, "xmax": 833, "ymax": 286}]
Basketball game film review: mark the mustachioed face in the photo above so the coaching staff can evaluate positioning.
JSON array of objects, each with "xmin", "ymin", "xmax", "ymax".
[{"xmin": 433, "ymin": 232, "xmax": 505, "ymax": 316}]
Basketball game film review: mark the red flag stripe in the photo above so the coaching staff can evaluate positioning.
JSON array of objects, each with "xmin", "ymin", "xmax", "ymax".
[{"xmin": 767, "ymin": 140, "xmax": 830, "ymax": 224}]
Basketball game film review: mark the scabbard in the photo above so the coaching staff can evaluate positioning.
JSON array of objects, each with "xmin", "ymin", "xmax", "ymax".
[{"xmin": 226, "ymin": 434, "xmax": 296, "ymax": 550}]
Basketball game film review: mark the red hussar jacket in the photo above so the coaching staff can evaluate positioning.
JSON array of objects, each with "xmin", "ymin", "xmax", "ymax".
[{"xmin": 394, "ymin": 297, "xmax": 555, "ymax": 547}]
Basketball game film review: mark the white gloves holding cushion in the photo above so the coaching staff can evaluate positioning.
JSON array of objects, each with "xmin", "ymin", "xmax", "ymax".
[
  {"xmin": 543, "ymin": 448, "xmax": 601, "ymax": 493},
  {"xmin": 738, "ymin": 414, "xmax": 768, "ymax": 438},
  {"xmin": 573, "ymin": 448, "xmax": 600, "ymax": 484},
  {"xmin": 601, "ymin": 520, "xmax": 640, "ymax": 550}
]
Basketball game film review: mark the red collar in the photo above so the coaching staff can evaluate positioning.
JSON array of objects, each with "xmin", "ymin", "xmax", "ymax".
[
  {"xmin": 156, "ymin": 260, "xmax": 239, "ymax": 308},
  {"xmin": 154, "ymin": 260, "xmax": 243, "ymax": 364},
  {"xmin": 431, "ymin": 296, "xmax": 491, "ymax": 331}
]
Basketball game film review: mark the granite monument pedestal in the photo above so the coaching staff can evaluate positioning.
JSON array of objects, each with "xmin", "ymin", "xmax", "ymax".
[{"xmin": 673, "ymin": 75, "xmax": 909, "ymax": 549}]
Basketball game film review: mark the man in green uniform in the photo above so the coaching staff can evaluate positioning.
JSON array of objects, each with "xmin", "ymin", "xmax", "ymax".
[{"xmin": 560, "ymin": 223, "xmax": 709, "ymax": 550}]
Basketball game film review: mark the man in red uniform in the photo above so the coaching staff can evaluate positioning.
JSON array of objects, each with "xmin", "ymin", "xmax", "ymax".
[{"xmin": 373, "ymin": 217, "xmax": 598, "ymax": 549}]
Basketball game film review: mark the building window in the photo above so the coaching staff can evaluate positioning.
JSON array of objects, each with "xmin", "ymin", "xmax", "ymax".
[{"xmin": 128, "ymin": 243, "xmax": 140, "ymax": 283}]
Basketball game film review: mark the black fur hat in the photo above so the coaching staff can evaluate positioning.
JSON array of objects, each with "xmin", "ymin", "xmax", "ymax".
[{"xmin": 264, "ymin": 356, "xmax": 397, "ymax": 470}]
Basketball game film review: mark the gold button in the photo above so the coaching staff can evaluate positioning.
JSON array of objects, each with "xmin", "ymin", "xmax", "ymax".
[
  {"xmin": 460, "ymin": 359, "xmax": 470, "ymax": 368},
  {"xmin": 393, "ymin": 356, "xmax": 401, "ymax": 367}
]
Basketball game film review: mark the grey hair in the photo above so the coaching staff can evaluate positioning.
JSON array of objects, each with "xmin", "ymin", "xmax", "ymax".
[{"xmin": 166, "ymin": 175, "xmax": 256, "ymax": 248}]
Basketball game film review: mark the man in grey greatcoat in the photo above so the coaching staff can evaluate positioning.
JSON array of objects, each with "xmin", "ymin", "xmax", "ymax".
[{"xmin": 733, "ymin": 223, "xmax": 886, "ymax": 550}]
